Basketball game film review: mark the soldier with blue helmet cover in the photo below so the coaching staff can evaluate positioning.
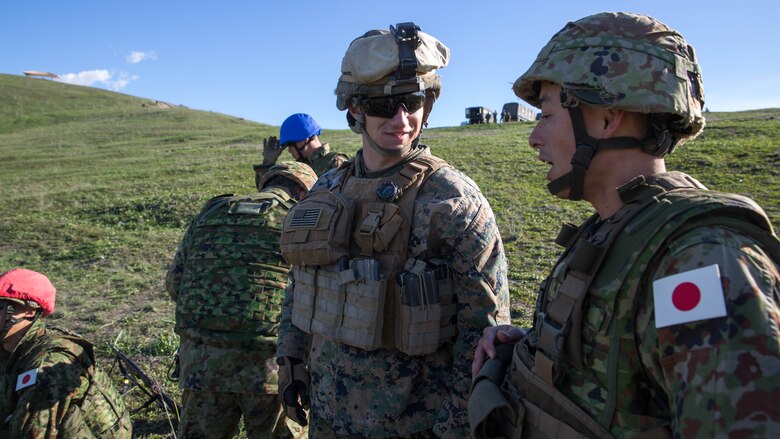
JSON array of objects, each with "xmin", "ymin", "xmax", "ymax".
[{"xmin": 255, "ymin": 113, "xmax": 348, "ymax": 185}]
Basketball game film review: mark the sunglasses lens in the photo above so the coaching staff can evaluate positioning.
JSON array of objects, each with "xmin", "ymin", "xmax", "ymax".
[{"xmin": 362, "ymin": 93, "xmax": 426, "ymax": 118}]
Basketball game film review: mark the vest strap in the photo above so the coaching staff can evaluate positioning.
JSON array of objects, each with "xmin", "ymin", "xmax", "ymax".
[{"xmin": 555, "ymin": 222, "xmax": 581, "ymax": 248}]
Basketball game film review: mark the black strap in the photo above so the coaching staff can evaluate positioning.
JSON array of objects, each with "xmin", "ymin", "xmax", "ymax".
[
  {"xmin": 391, "ymin": 22, "xmax": 421, "ymax": 82},
  {"xmin": 550, "ymin": 103, "xmax": 661, "ymax": 201}
]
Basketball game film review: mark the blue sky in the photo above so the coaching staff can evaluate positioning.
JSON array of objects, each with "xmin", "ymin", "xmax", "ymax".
[{"xmin": 3, "ymin": 0, "xmax": 778, "ymax": 129}]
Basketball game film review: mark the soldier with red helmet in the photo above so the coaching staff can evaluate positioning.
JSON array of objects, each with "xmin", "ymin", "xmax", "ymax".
[{"xmin": 0, "ymin": 268, "xmax": 131, "ymax": 438}]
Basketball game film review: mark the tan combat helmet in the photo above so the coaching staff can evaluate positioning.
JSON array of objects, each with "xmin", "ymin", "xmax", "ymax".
[
  {"xmin": 513, "ymin": 12, "xmax": 706, "ymax": 200},
  {"xmin": 335, "ymin": 22, "xmax": 450, "ymax": 157}
]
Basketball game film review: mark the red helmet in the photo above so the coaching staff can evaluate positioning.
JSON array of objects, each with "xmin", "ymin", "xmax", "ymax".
[{"xmin": 0, "ymin": 268, "xmax": 56, "ymax": 317}]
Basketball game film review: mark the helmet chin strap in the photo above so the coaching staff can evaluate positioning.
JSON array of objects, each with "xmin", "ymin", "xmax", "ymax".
[
  {"xmin": 547, "ymin": 97, "xmax": 655, "ymax": 201},
  {"xmin": 293, "ymin": 138, "xmax": 312, "ymax": 165},
  {"xmin": 545, "ymin": 104, "xmax": 597, "ymax": 200},
  {"xmin": 0, "ymin": 303, "xmax": 39, "ymax": 341}
]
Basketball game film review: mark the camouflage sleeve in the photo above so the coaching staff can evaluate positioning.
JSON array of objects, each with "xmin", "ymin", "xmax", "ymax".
[
  {"xmin": 637, "ymin": 226, "xmax": 780, "ymax": 437},
  {"xmin": 164, "ymin": 220, "xmax": 195, "ymax": 301},
  {"xmin": 276, "ymin": 270, "xmax": 312, "ymax": 361},
  {"xmin": 329, "ymin": 153, "xmax": 349, "ymax": 171},
  {"xmin": 254, "ymin": 163, "xmax": 280, "ymax": 192},
  {"xmin": 9, "ymin": 351, "xmax": 92, "ymax": 439},
  {"xmin": 417, "ymin": 168, "xmax": 511, "ymax": 438}
]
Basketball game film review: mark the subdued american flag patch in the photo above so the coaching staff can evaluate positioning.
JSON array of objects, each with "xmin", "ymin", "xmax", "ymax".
[{"xmin": 290, "ymin": 209, "xmax": 322, "ymax": 228}]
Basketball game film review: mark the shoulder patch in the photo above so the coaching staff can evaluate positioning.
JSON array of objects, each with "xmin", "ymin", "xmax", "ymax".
[
  {"xmin": 653, "ymin": 264, "xmax": 727, "ymax": 328},
  {"xmin": 16, "ymin": 368, "xmax": 38, "ymax": 391}
]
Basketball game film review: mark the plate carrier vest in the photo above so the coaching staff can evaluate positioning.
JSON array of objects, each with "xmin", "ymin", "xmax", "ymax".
[
  {"xmin": 469, "ymin": 172, "xmax": 780, "ymax": 439},
  {"xmin": 281, "ymin": 155, "xmax": 459, "ymax": 355}
]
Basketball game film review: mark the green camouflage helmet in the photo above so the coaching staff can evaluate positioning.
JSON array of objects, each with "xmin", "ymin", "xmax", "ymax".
[
  {"xmin": 258, "ymin": 161, "xmax": 317, "ymax": 193},
  {"xmin": 514, "ymin": 12, "xmax": 706, "ymax": 146},
  {"xmin": 335, "ymin": 22, "xmax": 450, "ymax": 112}
]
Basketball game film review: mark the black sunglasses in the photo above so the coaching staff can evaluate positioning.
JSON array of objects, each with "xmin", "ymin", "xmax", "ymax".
[{"xmin": 360, "ymin": 92, "xmax": 426, "ymax": 119}]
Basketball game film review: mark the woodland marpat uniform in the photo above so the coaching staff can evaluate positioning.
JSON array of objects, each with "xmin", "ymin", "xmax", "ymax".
[
  {"xmin": 277, "ymin": 149, "xmax": 511, "ymax": 437},
  {"xmin": 275, "ymin": 23, "xmax": 510, "ymax": 438},
  {"xmin": 0, "ymin": 318, "xmax": 131, "ymax": 438}
]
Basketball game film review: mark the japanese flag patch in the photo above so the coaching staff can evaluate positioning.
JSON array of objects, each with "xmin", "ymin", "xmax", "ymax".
[
  {"xmin": 653, "ymin": 264, "xmax": 727, "ymax": 328},
  {"xmin": 16, "ymin": 368, "xmax": 38, "ymax": 391}
]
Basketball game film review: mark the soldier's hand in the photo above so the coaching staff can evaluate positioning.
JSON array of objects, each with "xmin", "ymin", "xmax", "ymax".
[
  {"xmin": 263, "ymin": 136, "xmax": 284, "ymax": 165},
  {"xmin": 472, "ymin": 325, "xmax": 524, "ymax": 379},
  {"xmin": 277, "ymin": 356, "xmax": 310, "ymax": 426}
]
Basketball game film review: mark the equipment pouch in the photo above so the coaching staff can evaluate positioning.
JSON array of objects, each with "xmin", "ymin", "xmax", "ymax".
[
  {"xmin": 292, "ymin": 260, "xmax": 386, "ymax": 351},
  {"xmin": 340, "ymin": 257, "xmax": 386, "ymax": 350},
  {"xmin": 395, "ymin": 259, "xmax": 456, "ymax": 356},
  {"xmin": 502, "ymin": 341, "xmax": 613, "ymax": 439},
  {"xmin": 353, "ymin": 202, "xmax": 404, "ymax": 255},
  {"xmin": 292, "ymin": 264, "xmax": 344, "ymax": 338},
  {"xmin": 281, "ymin": 190, "xmax": 354, "ymax": 266}
]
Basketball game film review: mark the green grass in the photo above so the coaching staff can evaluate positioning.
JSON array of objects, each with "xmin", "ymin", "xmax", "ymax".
[{"xmin": 1, "ymin": 73, "xmax": 779, "ymax": 436}]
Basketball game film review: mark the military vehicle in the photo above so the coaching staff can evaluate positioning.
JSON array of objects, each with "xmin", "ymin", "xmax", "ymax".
[
  {"xmin": 465, "ymin": 107, "xmax": 493, "ymax": 124},
  {"xmin": 501, "ymin": 102, "xmax": 536, "ymax": 122}
]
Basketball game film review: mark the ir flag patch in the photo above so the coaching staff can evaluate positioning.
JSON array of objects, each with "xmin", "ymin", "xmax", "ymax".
[
  {"xmin": 653, "ymin": 264, "xmax": 727, "ymax": 328},
  {"xmin": 16, "ymin": 368, "xmax": 38, "ymax": 391}
]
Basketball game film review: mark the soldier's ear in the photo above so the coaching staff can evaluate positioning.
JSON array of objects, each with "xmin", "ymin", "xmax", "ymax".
[
  {"xmin": 348, "ymin": 104, "xmax": 359, "ymax": 120},
  {"xmin": 19, "ymin": 307, "xmax": 38, "ymax": 319}
]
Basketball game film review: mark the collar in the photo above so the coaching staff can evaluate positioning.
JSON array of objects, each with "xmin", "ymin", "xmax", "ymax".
[
  {"xmin": 8, "ymin": 317, "xmax": 46, "ymax": 361},
  {"xmin": 308, "ymin": 143, "xmax": 331, "ymax": 162}
]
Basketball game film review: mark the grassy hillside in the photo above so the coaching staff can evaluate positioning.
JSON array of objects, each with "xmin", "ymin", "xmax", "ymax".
[{"xmin": 1, "ymin": 73, "xmax": 778, "ymax": 435}]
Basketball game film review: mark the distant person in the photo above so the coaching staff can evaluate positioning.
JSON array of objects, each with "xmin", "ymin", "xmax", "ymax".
[
  {"xmin": 469, "ymin": 11, "xmax": 780, "ymax": 438},
  {"xmin": 276, "ymin": 21, "xmax": 510, "ymax": 438},
  {"xmin": 255, "ymin": 113, "xmax": 348, "ymax": 187},
  {"xmin": 0, "ymin": 268, "xmax": 132, "ymax": 438},
  {"xmin": 493, "ymin": 110, "xmax": 498, "ymax": 124},
  {"xmin": 166, "ymin": 161, "xmax": 318, "ymax": 439}
]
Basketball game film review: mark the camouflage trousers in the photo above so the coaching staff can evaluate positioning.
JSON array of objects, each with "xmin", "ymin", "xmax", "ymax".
[
  {"xmin": 309, "ymin": 416, "xmax": 437, "ymax": 439},
  {"xmin": 179, "ymin": 389, "xmax": 306, "ymax": 439}
]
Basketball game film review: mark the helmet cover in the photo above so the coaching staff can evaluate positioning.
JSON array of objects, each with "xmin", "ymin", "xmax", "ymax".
[
  {"xmin": 514, "ymin": 12, "xmax": 705, "ymax": 144},
  {"xmin": 279, "ymin": 113, "xmax": 322, "ymax": 146},
  {"xmin": 335, "ymin": 24, "xmax": 450, "ymax": 111},
  {"xmin": 0, "ymin": 268, "xmax": 56, "ymax": 317}
]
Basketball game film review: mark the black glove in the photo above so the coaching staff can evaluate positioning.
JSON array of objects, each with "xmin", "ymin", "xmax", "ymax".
[
  {"xmin": 277, "ymin": 356, "xmax": 310, "ymax": 426},
  {"xmin": 263, "ymin": 136, "xmax": 284, "ymax": 165}
]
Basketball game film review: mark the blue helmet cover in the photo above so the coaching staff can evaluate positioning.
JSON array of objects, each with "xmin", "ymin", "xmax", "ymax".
[{"xmin": 279, "ymin": 113, "xmax": 322, "ymax": 145}]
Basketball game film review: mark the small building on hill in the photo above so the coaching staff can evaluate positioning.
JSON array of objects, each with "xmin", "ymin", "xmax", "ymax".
[{"xmin": 22, "ymin": 71, "xmax": 60, "ymax": 79}]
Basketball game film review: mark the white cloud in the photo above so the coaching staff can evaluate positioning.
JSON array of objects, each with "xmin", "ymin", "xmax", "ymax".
[
  {"xmin": 126, "ymin": 51, "xmax": 157, "ymax": 64},
  {"xmin": 56, "ymin": 69, "xmax": 139, "ymax": 91},
  {"xmin": 109, "ymin": 72, "xmax": 140, "ymax": 91}
]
